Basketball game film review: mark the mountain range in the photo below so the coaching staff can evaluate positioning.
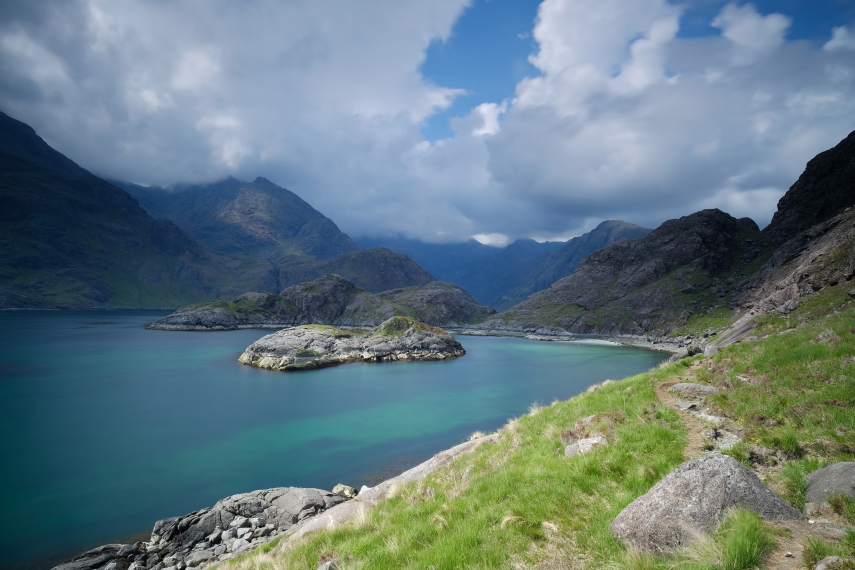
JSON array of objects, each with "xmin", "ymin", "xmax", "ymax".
[{"xmin": 0, "ymin": 111, "xmax": 444, "ymax": 308}]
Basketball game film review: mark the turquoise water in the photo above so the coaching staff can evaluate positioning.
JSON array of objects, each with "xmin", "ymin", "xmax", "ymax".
[{"xmin": 0, "ymin": 311, "xmax": 667, "ymax": 569}]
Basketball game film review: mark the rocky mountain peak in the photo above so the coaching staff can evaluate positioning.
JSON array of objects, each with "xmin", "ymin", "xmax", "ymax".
[{"xmin": 764, "ymin": 129, "xmax": 855, "ymax": 245}]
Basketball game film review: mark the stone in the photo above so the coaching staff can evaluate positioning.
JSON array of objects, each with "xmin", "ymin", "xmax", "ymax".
[
  {"xmin": 228, "ymin": 538, "xmax": 250, "ymax": 553},
  {"xmin": 815, "ymin": 556, "xmax": 855, "ymax": 570},
  {"xmin": 184, "ymin": 551, "xmax": 213, "ymax": 568},
  {"xmin": 53, "ymin": 544, "xmax": 124, "ymax": 570},
  {"xmin": 611, "ymin": 455, "xmax": 806, "ymax": 552},
  {"xmin": 205, "ymin": 530, "xmax": 221, "ymax": 544},
  {"xmin": 332, "ymin": 484, "xmax": 358, "ymax": 498},
  {"xmin": 229, "ymin": 516, "xmax": 249, "ymax": 528},
  {"xmin": 235, "ymin": 527, "xmax": 252, "ymax": 539},
  {"xmin": 317, "ymin": 562, "xmax": 340, "ymax": 570},
  {"xmin": 220, "ymin": 529, "xmax": 235, "ymax": 542},
  {"xmin": 805, "ymin": 502, "xmax": 822, "ymax": 517},
  {"xmin": 849, "ymin": 288, "xmax": 855, "ymax": 298},
  {"xmin": 668, "ymin": 383, "xmax": 718, "ymax": 398},
  {"xmin": 213, "ymin": 545, "xmax": 227, "ymax": 556},
  {"xmin": 564, "ymin": 436, "xmax": 606, "ymax": 458},
  {"xmin": 806, "ymin": 462, "xmax": 855, "ymax": 504},
  {"xmin": 778, "ymin": 299, "xmax": 802, "ymax": 314}
]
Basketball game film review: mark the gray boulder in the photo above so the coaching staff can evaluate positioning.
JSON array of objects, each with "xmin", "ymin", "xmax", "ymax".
[
  {"xmin": 53, "ymin": 545, "xmax": 126, "ymax": 570},
  {"xmin": 611, "ymin": 455, "xmax": 806, "ymax": 552},
  {"xmin": 668, "ymin": 383, "xmax": 718, "ymax": 398},
  {"xmin": 332, "ymin": 484, "xmax": 358, "ymax": 498},
  {"xmin": 806, "ymin": 462, "xmax": 855, "ymax": 504}
]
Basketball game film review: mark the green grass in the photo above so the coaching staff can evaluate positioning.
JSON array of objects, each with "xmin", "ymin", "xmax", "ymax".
[{"xmin": 218, "ymin": 287, "xmax": 855, "ymax": 570}]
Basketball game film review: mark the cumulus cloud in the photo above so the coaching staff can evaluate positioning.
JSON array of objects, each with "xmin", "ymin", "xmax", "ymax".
[
  {"xmin": 481, "ymin": 0, "xmax": 855, "ymax": 236},
  {"xmin": 0, "ymin": 0, "xmax": 854, "ymax": 243}
]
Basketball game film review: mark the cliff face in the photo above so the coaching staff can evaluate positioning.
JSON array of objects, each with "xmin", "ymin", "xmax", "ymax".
[
  {"xmin": 146, "ymin": 274, "xmax": 495, "ymax": 330},
  {"xmin": 762, "ymin": 130, "xmax": 855, "ymax": 247}
]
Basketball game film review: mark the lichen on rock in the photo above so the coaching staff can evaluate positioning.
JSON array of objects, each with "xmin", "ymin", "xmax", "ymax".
[{"xmin": 238, "ymin": 317, "xmax": 465, "ymax": 372}]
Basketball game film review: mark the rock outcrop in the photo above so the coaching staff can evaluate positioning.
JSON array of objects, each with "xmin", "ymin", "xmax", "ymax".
[
  {"xmin": 805, "ymin": 462, "xmax": 855, "ymax": 504},
  {"xmin": 53, "ymin": 487, "xmax": 347, "ymax": 570},
  {"xmin": 611, "ymin": 455, "xmax": 805, "ymax": 553},
  {"xmin": 146, "ymin": 275, "xmax": 495, "ymax": 330},
  {"xmin": 237, "ymin": 317, "xmax": 465, "ymax": 371}
]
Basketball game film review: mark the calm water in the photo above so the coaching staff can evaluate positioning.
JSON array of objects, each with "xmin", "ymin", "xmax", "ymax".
[{"xmin": 0, "ymin": 311, "xmax": 667, "ymax": 569}]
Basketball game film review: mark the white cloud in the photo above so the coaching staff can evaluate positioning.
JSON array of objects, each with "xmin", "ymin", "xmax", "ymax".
[
  {"xmin": 0, "ymin": 0, "xmax": 853, "ymax": 243},
  {"xmin": 825, "ymin": 26, "xmax": 855, "ymax": 52},
  {"xmin": 711, "ymin": 3, "xmax": 790, "ymax": 52}
]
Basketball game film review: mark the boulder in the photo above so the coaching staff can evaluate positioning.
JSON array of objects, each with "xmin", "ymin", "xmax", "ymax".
[
  {"xmin": 611, "ymin": 455, "xmax": 805, "ymax": 552},
  {"xmin": 53, "ymin": 545, "xmax": 125, "ymax": 570},
  {"xmin": 806, "ymin": 462, "xmax": 855, "ymax": 504},
  {"xmin": 668, "ymin": 383, "xmax": 718, "ymax": 398},
  {"xmin": 565, "ymin": 436, "xmax": 606, "ymax": 458},
  {"xmin": 815, "ymin": 556, "xmax": 855, "ymax": 570},
  {"xmin": 332, "ymin": 484, "xmax": 358, "ymax": 498}
]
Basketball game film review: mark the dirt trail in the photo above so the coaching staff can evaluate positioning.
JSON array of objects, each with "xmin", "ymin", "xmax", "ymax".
[{"xmin": 654, "ymin": 363, "xmax": 852, "ymax": 570}]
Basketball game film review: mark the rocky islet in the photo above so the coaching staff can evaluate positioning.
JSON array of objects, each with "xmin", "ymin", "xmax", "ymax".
[{"xmin": 237, "ymin": 316, "xmax": 466, "ymax": 372}]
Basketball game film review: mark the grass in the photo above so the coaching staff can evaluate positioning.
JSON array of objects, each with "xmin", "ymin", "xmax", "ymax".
[{"xmin": 217, "ymin": 287, "xmax": 855, "ymax": 570}]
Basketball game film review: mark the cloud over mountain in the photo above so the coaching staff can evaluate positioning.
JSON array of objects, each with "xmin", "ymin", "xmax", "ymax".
[{"xmin": 1, "ymin": 0, "xmax": 854, "ymax": 242}]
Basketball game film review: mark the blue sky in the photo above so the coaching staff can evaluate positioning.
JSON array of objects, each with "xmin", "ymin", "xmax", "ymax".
[
  {"xmin": 420, "ymin": 0, "xmax": 855, "ymax": 142},
  {"xmin": 2, "ymin": 0, "xmax": 855, "ymax": 243}
]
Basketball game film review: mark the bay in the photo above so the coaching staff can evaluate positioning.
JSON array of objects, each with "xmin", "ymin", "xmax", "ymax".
[{"xmin": 0, "ymin": 310, "xmax": 667, "ymax": 569}]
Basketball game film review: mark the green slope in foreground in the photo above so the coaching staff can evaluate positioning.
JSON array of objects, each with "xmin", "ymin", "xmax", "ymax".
[{"xmin": 221, "ymin": 283, "xmax": 854, "ymax": 570}]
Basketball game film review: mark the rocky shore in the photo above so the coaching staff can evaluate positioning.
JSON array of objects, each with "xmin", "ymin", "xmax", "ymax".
[
  {"xmin": 53, "ymin": 436, "xmax": 498, "ymax": 570},
  {"xmin": 237, "ymin": 317, "xmax": 465, "ymax": 372},
  {"xmin": 447, "ymin": 325, "xmax": 696, "ymax": 355}
]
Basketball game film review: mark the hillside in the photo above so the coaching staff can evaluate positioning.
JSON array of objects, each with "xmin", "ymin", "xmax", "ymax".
[
  {"xmin": 485, "ymin": 129, "xmax": 855, "ymax": 338},
  {"xmin": 119, "ymin": 177, "xmax": 362, "ymax": 261},
  {"xmin": 146, "ymin": 274, "xmax": 495, "ymax": 330},
  {"xmin": 275, "ymin": 248, "xmax": 435, "ymax": 293},
  {"xmin": 0, "ymin": 111, "xmax": 278, "ymax": 308}
]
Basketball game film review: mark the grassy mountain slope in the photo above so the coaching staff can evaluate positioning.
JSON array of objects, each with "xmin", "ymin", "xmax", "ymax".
[
  {"xmin": 119, "ymin": 177, "xmax": 362, "ymax": 261},
  {"xmin": 223, "ymin": 283, "xmax": 855, "ymax": 570}
]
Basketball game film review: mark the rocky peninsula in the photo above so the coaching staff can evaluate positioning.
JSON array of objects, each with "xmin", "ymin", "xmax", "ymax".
[{"xmin": 237, "ymin": 316, "xmax": 465, "ymax": 371}]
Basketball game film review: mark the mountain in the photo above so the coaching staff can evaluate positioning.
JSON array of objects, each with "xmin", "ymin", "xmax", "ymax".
[
  {"xmin": 489, "ymin": 210, "xmax": 760, "ymax": 335},
  {"xmin": 275, "ymin": 248, "xmax": 435, "ymax": 293},
  {"xmin": 0, "ymin": 111, "xmax": 278, "ymax": 308},
  {"xmin": 359, "ymin": 223, "xmax": 650, "ymax": 310},
  {"xmin": 146, "ymin": 274, "xmax": 496, "ymax": 330},
  {"xmin": 495, "ymin": 220, "xmax": 651, "ymax": 309},
  {"xmin": 485, "ymin": 129, "xmax": 855, "ymax": 337},
  {"xmin": 355, "ymin": 237, "xmax": 564, "ymax": 308},
  {"xmin": 118, "ymin": 177, "xmax": 361, "ymax": 260}
]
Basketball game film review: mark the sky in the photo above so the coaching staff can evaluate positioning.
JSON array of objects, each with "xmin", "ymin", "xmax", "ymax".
[{"xmin": 1, "ymin": 0, "xmax": 855, "ymax": 245}]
